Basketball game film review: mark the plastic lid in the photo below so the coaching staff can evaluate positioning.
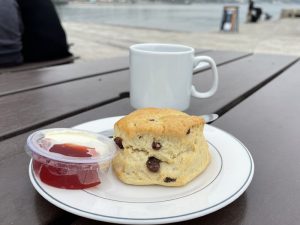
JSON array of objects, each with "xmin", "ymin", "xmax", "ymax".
[{"xmin": 26, "ymin": 128, "xmax": 117, "ymax": 164}]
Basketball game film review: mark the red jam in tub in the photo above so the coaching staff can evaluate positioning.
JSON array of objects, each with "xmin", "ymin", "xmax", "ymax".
[{"xmin": 26, "ymin": 128, "xmax": 116, "ymax": 189}]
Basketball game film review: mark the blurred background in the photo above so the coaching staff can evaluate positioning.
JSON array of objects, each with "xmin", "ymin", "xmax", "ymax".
[{"xmin": 54, "ymin": 0, "xmax": 300, "ymax": 60}]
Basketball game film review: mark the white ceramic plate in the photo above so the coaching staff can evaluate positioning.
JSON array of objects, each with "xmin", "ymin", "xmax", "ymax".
[{"xmin": 29, "ymin": 116, "xmax": 254, "ymax": 224}]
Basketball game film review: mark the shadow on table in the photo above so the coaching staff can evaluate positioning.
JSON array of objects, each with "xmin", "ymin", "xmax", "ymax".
[{"xmin": 34, "ymin": 192, "xmax": 77, "ymax": 225}]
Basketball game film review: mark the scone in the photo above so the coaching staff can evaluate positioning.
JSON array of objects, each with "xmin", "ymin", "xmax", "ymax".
[{"xmin": 112, "ymin": 108, "xmax": 210, "ymax": 186}]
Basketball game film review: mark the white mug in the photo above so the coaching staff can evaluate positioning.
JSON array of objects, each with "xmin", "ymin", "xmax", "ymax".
[{"xmin": 130, "ymin": 43, "xmax": 219, "ymax": 111}]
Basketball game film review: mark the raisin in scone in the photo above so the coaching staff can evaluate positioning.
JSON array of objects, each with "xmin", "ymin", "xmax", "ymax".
[{"xmin": 112, "ymin": 108, "xmax": 210, "ymax": 186}]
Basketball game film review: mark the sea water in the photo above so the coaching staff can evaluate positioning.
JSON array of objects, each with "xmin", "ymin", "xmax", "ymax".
[{"xmin": 56, "ymin": 3, "xmax": 300, "ymax": 32}]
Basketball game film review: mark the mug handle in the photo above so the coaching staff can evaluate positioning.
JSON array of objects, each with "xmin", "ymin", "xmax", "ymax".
[{"xmin": 191, "ymin": 56, "xmax": 219, "ymax": 98}]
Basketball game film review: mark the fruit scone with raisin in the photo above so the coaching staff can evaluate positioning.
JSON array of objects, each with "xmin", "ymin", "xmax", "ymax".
[{"xmin": 112, "ymin": 108, "xmax": 210, "ymax": 186}]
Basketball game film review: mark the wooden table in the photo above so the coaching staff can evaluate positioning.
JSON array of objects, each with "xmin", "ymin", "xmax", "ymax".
[{"xmin": 1, "ymin": 50, "xmax": 299, "ymax": 225}]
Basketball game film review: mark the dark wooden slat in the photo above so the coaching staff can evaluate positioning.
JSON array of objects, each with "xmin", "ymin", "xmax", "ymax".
[
  {"xmin": 194, "ymin": 50, "xmax": 252, "ymax": 73},
  {"xmin": 2, "ymin": 47, "xmax": 294, "ymax": 148},
  {"xmin": 0, "ymin": 99, "xmax": 134, "ymax": 225},
  {"xmin": 0, "ymin": 51, "xmax": 251, "ymax": 140},
  {"xmin": 0, "ymin": 50, "xmax": 211, "ymax": 97},
  {"xmin": 0, "ymin": 70, "xmax": 130, "ymax": 141},
  {"xmin": 0, "ymin": 56, "xmax": 129, "ymax": 97},
  {"xmin": 0, "ymin": 50, "xmax": 248, "ymax": 97},
  {"xmin": 209, "ymin": 60, "xmax": 300, "ymax": 225},
  {"xmin": 1, "ymin": 53, "xmax": 295, "ymax": 143},
  {"xmin": 0, "ymin": 55, "xmax": 77, "ymax": 74},
  {"xmin": 0, "ymin": 152, "xmax": 68, "ymax": 225},
  {"xmin": 188, "ymin": 54, "xmax": 298, "ymax": 115},
  {"xmin": 0, "ymin": 99, "xmax": 132, "ymax": 161},
  {"xmin": 1, "ymin": 52, "xmax": 294, "ymax": 142}
]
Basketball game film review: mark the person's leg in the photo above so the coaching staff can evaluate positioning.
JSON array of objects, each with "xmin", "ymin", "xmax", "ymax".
[
  {"xmin": 0, "ymin": 0, "xmax": 23, "ymax": 67},
  {"xmin": 17, "ymin": 0, "xmax": 72, "ymax": 62},
  {"xmin": 252, "ymin": 8, "xmax": 260, "ymax": 22},
  {"xmin": 256, "ymin": 8, "xmax": 262, "ymax": 21}
]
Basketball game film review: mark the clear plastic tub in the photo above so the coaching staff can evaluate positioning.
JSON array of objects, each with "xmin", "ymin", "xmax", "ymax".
[{"xmin": 26, "ymin": 128, "xmax": 117, "ymax": 189}]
